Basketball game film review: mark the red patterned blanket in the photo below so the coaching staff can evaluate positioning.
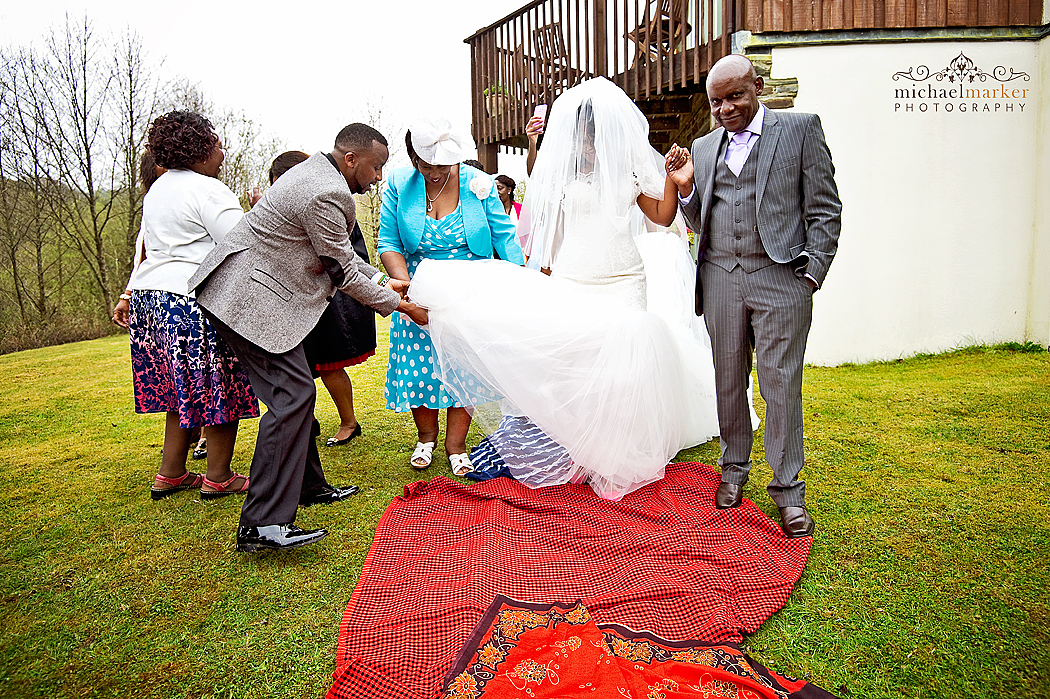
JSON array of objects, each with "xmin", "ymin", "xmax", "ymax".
[
  {"xmin": 328, "ymin": 462, "xmax": 812, "ymax": 699},
  {"xmin": 442, "ymin": 597, "xmax": 838, "ymax": 698}
]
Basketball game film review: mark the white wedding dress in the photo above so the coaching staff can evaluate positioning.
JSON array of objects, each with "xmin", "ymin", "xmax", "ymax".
[
  {"xmin": 408, "ymin": 77, "xmax": 756, "ymax": 499},
  {"xmin": 410, "ymin": 179, "xmax": 754, "ymax": 499}
]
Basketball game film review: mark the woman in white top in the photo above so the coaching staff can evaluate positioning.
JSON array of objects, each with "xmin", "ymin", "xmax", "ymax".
[
  {"xmin": 116, "ymin": 151, "xmax": 208, "ymax": 461},
  {"xmin": 120, "ymin": 111, "xmax": 259, "ymax": 500}
]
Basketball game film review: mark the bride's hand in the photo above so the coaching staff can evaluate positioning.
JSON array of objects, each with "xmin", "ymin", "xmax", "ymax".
[
  {"xmin": 665, "ymin": 144, "xmax": 694, "ymax": 194},
  {"xmin": 665, "ymin": 144, "xmax": 690, "ymax": 173}
]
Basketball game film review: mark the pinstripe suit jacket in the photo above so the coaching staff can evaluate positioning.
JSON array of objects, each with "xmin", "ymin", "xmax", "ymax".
[
  {"xmin": 188, "ymin": 153, "xmax": 401, "ymax": 354},
  {"xmin": 681, "ymin": 109, "xmax": 841, "ymax": 314}
]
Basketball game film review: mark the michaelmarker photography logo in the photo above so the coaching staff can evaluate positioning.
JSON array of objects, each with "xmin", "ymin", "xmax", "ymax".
[{"xmin": 892, "ymin": 52, "xmax": 1031, "ymax": 114}]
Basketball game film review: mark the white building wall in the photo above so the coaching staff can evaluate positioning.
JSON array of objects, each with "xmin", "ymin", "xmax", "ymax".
[
  {"xmin": 771, "ymin": 40, "xmax": 1045, "ymax": 365},
  {"xmin": 1030, "ymin": 37, "xmax": 1050, "ymax": 347}
]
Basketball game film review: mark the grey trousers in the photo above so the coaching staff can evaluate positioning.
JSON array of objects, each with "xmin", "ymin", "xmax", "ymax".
[
  {"xmin": 700, "ymin": 261, "xmax": 813, "ymax": 508},
  {"xmin": 209, "ymin": 315, "xmax": 328, "ymax": 528}
]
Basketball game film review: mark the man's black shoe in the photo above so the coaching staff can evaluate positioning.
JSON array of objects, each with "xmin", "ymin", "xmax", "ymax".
[{"xmin": 236, "ymin": 524, "xmax": 328, "ymax": 552}]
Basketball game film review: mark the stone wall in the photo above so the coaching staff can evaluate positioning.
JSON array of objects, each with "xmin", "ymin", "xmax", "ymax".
[
  {"xmin": 656, "ymin": 53, "xmax": 799, "ymax": 148},
  {"xmin": 750, "ymin": 53, "xmax": 799, "ymax": 109}
]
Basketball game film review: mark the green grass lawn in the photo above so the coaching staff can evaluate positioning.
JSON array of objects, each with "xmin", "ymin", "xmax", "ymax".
[{"xmin": 1, "ymin": 320, "xmax": 1047, "ymax": 698}]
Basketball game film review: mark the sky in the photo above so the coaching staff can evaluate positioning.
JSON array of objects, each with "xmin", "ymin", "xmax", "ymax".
[{"xmin": 0, "ymin": 0, "xmax": 532, "ymax": 180}]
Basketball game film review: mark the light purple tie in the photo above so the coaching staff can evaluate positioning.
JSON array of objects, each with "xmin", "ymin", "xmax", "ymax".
[{"xmin": 725, "ymin": 130, "xmax": 753, "ymax": 176}]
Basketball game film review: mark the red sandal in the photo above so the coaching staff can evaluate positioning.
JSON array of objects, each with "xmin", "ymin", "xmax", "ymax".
[
  {"xmin": 200, "ymin": 472, "xmax": 250, "ymax": 500},
  {"xmin": 151, "ymin": 471, "xmax": 204, "ymax": 500}
]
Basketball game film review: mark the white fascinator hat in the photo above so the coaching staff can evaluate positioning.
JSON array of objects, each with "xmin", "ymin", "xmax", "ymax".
[{"xmin": 409, "ymin": 116, "xmax": 477, "ymax": 166}]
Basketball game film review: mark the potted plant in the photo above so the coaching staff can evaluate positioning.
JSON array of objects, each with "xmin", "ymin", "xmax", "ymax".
[{"xmin": 484, "ymin": 84, "xmax": 511, "ymax": 118}]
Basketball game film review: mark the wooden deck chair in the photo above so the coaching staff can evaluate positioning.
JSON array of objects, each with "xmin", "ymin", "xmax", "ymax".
[
  {"xmin": 531, "ymin": 23, "xmax": 587, "ymax": 98},
  {"xmin": 627, "ymin": 0, "xmax": 691, "ymax": 66}
]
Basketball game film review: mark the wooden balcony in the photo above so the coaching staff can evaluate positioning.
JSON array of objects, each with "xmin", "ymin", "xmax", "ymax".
[
  {"xmin": 466, "ymin": 0, "xmax": 736, "ymax": 159},
  {"xmin": 465, "ymin": 0, "xmax": 1045, "ymax": 168}
]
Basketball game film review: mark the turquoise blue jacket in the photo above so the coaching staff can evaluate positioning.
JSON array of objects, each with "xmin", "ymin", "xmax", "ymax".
[{"xmin": 378, "ymin": 164, "xmax": 524, "ymax": 264}]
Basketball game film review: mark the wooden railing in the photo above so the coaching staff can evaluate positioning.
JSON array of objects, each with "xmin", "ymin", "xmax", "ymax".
[
  {"xmin": 465, "ymin": 0, "xmax": 1045, "ymax": 150},
  {"xmin": 465, "ymin": 0, "xmax": 737, "ymax": 149}
]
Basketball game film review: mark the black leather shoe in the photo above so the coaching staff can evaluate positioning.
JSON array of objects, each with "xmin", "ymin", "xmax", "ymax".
[
  {"xmin": 715, "ymin": 482, "xmax": 743, "ymax": 509},
  {"xmin": 325, "ymin": 423, "xmax": 362, "ymax": 447},
  {"xmin": 299, "ymin": 484, "xmax": 360, "ymax": 507},
  {"xmin": 236, "ymin": 524, "xmax": 328, "ymax": 552},
  {"xmin": 779, "ymin": 506, "xmax": 815, "ymax": 538}
]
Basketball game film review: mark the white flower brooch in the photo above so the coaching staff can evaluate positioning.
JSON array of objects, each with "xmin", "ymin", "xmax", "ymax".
[{"xmin": 469, "ymin": 175, "xmax": 495, "ymax": 200}]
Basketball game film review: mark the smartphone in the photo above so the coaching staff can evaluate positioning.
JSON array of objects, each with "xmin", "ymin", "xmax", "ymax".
[{"xmin": 533, "ymin": 104, "xmax": 548, "ymax": 132}]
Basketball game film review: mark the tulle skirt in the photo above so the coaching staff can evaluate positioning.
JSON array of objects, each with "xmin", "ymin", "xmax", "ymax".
[{"xmin": 409, "ymin": 232, "xmax": 742, "ymax": 500}]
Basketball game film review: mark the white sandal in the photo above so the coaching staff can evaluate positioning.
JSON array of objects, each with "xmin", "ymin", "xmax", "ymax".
[
  {"xmin": 410, "ymin": 441, "xmax": 435, "ymax": 470},
  {"xmin": 449, "ymin": 452, "xmax": 474, "ymax": 477}
]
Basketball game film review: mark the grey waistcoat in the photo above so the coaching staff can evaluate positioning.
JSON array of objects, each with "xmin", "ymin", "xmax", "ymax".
[{"xmin": 705, "ymin": 141, "xmax": 774, "ymax": 274}]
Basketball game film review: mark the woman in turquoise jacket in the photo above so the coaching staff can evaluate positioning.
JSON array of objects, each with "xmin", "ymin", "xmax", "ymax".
[{"xmin": 379, "ymin": 119, "xmax": 524, "ymax": 477}]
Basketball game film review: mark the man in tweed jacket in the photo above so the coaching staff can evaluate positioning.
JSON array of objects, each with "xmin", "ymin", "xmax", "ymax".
[
  {"xmin": 670, "ymin": 55, "xmax": 841, "ymax": 538},
  {"xmin": 189, "ymin": 123, "xmax": 428, "ymax": 552}
]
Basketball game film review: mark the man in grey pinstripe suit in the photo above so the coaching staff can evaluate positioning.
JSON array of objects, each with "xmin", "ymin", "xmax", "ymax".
[
  {"xmin": 189, "ymin": 124, "xmax": 429, "ymax": 552},
  {"xmin": 669, "ymin": 55, "xmax": 841, "ymax": 538}
]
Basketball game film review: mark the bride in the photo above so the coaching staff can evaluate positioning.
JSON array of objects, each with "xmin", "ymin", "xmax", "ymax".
[{"xmin": 409, "ymin": 77, "xmax": 756, "ymax": 499}]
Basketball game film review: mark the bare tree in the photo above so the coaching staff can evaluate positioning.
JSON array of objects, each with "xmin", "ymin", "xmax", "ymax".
[
  {"xmin": 213, "ymin": 110, "xmax": 282, "ymax": 210},
  {"xmin": 354, "ymin": 95, "xmax": 406, "ymax": 269},
  {"xmin": 0, "ymin": 21, "xmax": 280, "ymax": 352},
  {"xmin": 0, "ymin": 47, "xmax": 78, "ymax": 328},
  {"xmin": 163, "ymin": 78, "xmax": 281, "ymax": 210},
  {"xmin": 0, "ymin": 49, "xmax": 30, "ymax": 324},
  {"xmin": 164, "ymin": 77, "xmax": 214, "ymax": 116},
  {"xmin": 112, "ymin": 28, "xmax": 161, "ymax": 282},
  {"xmin": 30, "ymin": 15, "xmax": 122, "ymax": 312}
]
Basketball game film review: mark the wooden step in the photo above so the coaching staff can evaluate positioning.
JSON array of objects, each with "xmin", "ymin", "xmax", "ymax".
[
  {"xmin": 637, "ymin": 96, "xmax": 693, "ymax": 115},
  {"xmin": 647, "ymin": 114, "xmax": 681, "ymax": 130}
]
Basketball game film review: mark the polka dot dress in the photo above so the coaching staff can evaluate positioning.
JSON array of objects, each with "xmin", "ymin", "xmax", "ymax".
[{"xmin": 385, "ymin": 206, "xmax": 492, "ymax": 411}]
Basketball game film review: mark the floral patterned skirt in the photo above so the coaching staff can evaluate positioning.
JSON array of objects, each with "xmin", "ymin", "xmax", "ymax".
[{"xmin": 129, "ymin": 289, "xmax": 259, "ymax": 429}]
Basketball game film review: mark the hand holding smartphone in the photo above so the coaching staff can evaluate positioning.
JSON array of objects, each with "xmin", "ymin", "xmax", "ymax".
[{"xmin": 532, "ymin": 104, "xmax": 548, "ymax": 133}]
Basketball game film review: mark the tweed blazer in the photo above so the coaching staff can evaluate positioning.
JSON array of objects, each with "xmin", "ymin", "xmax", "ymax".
[
  {"xmin": 188, "ymin": 153, "xmax": 400, "ymax": 354},
  {"xmin": 681, "ymin": 109, "xmax": 841, "ymax": 289},
  {"xmin": 378, "ymin": 164, "xmax": 524, "ymax": 264}
]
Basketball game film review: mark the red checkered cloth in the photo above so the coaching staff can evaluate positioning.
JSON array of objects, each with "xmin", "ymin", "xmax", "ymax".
[{"xmin": 327, "ymin": 461, "xmax": 811, "ymax": 699}]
